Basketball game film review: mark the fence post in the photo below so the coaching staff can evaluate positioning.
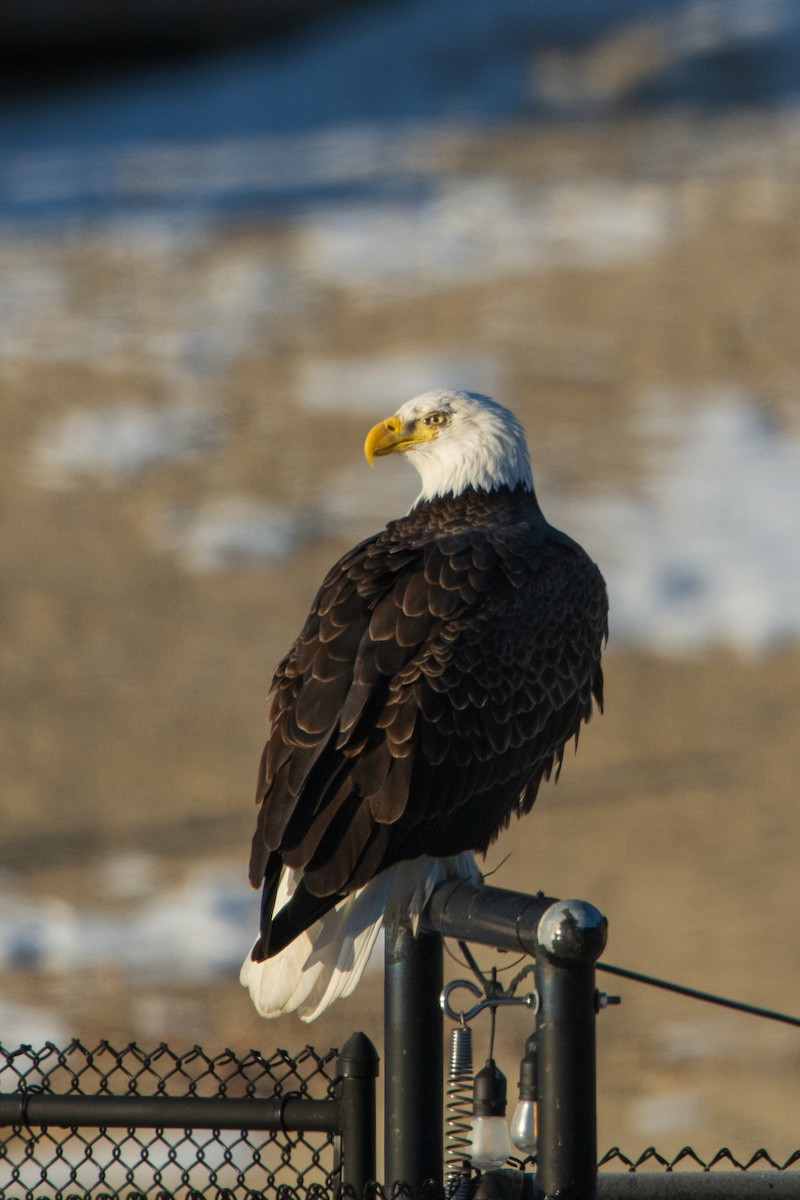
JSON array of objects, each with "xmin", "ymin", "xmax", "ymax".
[
  {"xmin": 338, "ymin": 1031, "xmax": 379, "ymax": 1196},
  {"xmin": 534, "ymin": 899, "xmax": 607, "ymax": 1200},
  {"xmin": 384, "ymin": 922, "xmax": 443, "ymax": 1190}
]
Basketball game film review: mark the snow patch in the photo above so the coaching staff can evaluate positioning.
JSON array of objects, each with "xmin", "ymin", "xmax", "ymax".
[
  {"xmin": 555, "ymin": 388, "xmax": 800, "ymax": 655},
  {"xmin": 631, "ymin": 1090, "xmax": 706, "ymax": 1136},
  {"xmin": 153, "ymin": 496, "xmax": 317, "ymax": 572},
  {"xmin": 298, "ymin": 179, "xmax": 673, "ymax": 294},
  {"xmin": 98, "ymin": 851, "xmax": 160, "ymax": 900},
  {"xmin": 0, "ymin": 238, "xmax": 307, "ymax": 375},
  {"xmin": 0, "ymin": 864, "xmax": 258, "ymax": 984},
  {"xmin": 30, "ymin": 401, "xmax": 219, "ymax": 488}
]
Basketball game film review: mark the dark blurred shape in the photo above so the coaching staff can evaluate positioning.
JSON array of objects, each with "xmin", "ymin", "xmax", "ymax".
[{"xmin": 0, "ymin": 0, "xmax": 376, "ymax": 91}]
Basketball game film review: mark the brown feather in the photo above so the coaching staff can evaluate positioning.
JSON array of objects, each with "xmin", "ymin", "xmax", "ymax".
[{"xmin": 248, "ymin": 484, "xmax": 608, "ymax": 957}]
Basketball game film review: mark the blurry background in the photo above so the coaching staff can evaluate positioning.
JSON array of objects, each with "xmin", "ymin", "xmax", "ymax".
[{"xmin": 1, "ymin": 0, "xmax": 800, "ymax": 1162}]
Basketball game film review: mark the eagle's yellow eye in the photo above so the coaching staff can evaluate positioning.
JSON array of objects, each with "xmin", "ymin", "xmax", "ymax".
[{"xmin": 423, "ymin": 412, "xmax": 447, "ymax": 427}]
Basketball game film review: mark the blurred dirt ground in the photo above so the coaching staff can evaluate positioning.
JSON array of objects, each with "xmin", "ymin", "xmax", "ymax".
[{"xmin": 1, "ymin": 109, "xmax": 800, "ymax": 1160}]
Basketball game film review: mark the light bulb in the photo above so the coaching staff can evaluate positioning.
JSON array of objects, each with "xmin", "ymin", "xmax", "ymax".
[
  {"xmin": 469, "ymin": 1115, "xmax": 513, "ymax": 1170},
  {"xmin": 470, "ymin": 1058, "xmax": 511, "ymax": 1170},
  {"xmin": 510, "ymin": 1098, "xmax": 537, "ymax": 1154},
  {"xmin": 511, "ymin": 1032, "xmax": 538, "ymax": 1154}
]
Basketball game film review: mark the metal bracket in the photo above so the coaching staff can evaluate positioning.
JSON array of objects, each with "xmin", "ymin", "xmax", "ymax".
[{"xmin": 440, "ymin": 964, "xmax": 539, "ymax": 1024}]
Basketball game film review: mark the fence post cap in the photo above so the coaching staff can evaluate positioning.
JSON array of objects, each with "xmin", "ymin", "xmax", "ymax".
[
  {"xmin": 536, "ymin": 898, "xmax": 607, "ymax": 964},
  {"xmin": 337, "ymin": 1031, "xmax": 380, "ymax": 1079}
]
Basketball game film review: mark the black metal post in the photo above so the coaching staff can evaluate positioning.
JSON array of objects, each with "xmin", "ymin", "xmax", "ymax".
[
  {"xmin": 384, "ymin": 922, "xmax": 443, "ymax": 1190},
  {"xmin": 534, "ymin": 899, "xmax": 607, "ymax": 1200},
  {"xmin": 338, "ymin": 1031, "xmax": 379, "ymax": 1197}
]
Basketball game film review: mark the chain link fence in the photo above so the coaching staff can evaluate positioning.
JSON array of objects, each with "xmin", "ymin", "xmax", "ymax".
[
  {"xmin": 4, "ymin": 1041, "xmax": 799, "ymax": 1200},
  {"xmin": 597, "ymin": 1148, "xmax": 800, "ymax": 1172},
  {"xmin": 0, "ymin": 1038, "xmax": 342, "ymax": 1198}
]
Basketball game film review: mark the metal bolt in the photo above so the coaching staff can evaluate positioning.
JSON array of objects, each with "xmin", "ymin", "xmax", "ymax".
[{"xmin": 595, "ymin": 991, "xmax": 621, "ymax": 1011}]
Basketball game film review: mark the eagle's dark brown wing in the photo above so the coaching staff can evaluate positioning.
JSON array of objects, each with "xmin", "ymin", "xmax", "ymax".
[{"xmin": 249, "ymin": 487, "xmax": 607, "ymax": 958}]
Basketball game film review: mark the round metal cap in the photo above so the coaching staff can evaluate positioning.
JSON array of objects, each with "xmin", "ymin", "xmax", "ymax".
[{"xmin": 536, "ymin": 899, "xmax": 607, "ymax": 964}]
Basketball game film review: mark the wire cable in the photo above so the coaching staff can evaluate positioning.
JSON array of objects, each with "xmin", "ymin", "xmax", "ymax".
[{"xmin": 598, "ymin": 962, "xmax": 800, "ymax": 1028}]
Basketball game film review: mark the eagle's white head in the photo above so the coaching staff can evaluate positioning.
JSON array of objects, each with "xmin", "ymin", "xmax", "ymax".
[{"xmin": 364, "ymin": 390, "xmax": 534, "ymax": 503}]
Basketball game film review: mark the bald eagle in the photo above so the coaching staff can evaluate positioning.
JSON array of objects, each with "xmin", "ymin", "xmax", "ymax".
[{"xmin": 241, "ymin": 391, "xmax": 607, "ymax": 1020}]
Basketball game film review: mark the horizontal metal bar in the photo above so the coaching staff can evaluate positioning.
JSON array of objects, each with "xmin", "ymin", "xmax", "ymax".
[
  {"xmin": 0, "ymin": 1093, "xmax": 340, "ymax": 1134},
  {"xmin": 420, "ymin": 880, "xmax": 556, "ymax": 954},
  {"xmin": 597, "ymin": 1173, "xmax": 800, "ymax": 1199}
]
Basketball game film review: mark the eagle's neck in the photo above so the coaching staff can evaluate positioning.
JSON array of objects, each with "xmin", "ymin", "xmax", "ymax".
[{"xmin": 411, "ymin": 424, "xmax": 534, "ymax": 503}]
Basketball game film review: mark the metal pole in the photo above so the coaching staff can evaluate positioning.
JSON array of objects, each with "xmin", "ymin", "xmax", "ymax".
[
  {"xmin": 0, "ymin": 1092, "xmax": 338, "ymax": 1132},
  {"xmin": 384, "ymin": 922, "xmax": 443, "ymax": 1190},
  {"xmin": 534, "ymin": 899, "xmax": 607, "ymax": 1200},
  {"xmin": 422, "ymin": 881, "xmax": 556, "ymax": 954},
  {"xmin": 338, "ymin": 1031, "xmax": 379, "ymax": 1197},
  {"xmin": 596, "ymin": 1176, "xmax": 800, "ymax": 1200}
]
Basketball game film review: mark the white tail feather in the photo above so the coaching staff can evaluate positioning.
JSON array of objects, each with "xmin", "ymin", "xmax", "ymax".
[{"xmin": 241, "ymin": 854, "xmax": 479, "ymax": 1022}]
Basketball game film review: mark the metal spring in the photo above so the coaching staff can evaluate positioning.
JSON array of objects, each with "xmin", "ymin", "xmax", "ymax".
[{"xmin": 445, "ymin": 1023, "xmax": 473, "ymax": 1192}]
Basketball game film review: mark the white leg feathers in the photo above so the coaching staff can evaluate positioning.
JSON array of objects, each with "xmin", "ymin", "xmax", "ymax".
[{"xmin": 240, "ymin": 854, "xmax": 479, "ymax": 1022}]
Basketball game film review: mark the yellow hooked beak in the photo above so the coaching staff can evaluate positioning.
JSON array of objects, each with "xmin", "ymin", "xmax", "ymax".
[{"xmin": 364, "ymin": 415, "xmax": 434, "ymax": 465}]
